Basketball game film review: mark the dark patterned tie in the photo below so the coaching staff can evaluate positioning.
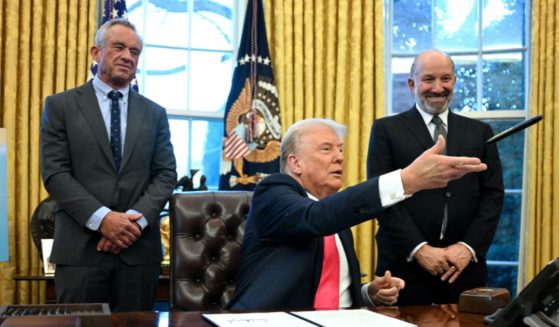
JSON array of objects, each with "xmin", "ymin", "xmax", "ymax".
[
  {"xmin": 108, "ymin": 90, "xmax": 123, "ymax": 171},
  {"xmin": 431, "ymin": 115, "xmax": 447, "ymax": 155},
  {"xmin": 432, "ymin": 115, "xmax": 448, "ymax": 239}
]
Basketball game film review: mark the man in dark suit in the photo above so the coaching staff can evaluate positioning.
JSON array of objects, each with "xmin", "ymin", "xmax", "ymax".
[
  {"xmin": 367, "ymin": 49, "xmax": 504, "ymax": 305},
  {"xmin": 228, "ymin": 117, "xmax": 490, "ymax": 310},
  {"xmin": 40, "ymin": 18, "xmax": 177, "ymax": 311}
]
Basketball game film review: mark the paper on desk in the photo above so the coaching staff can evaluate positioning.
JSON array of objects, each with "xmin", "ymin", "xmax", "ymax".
[
  {"xmin": 292, "ymin": 309, "xmax": 417, "ymax": 327},
  {"xmin": 202, "ymin": 312, "xmax": 317, "ymax": 327}
]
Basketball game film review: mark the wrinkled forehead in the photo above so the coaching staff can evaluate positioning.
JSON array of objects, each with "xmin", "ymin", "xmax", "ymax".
[
  {"xmin": 413, "ymin": 51, "xmax": 455, "ymax": 76},
  {"xmin": 298, "ymin": 125, "xmax": 343, "ymax": 148},
  {"xmin": 105, "ymin": 25, "xmax": 143, "ymax": 48}
]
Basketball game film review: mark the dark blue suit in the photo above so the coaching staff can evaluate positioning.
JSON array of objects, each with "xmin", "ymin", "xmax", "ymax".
[
  {"xmin": 367, "ymin": 107, "xmax": 504, "ymax": 305},
  {"xmin": 228, "ymin": 173, "xmax": 385, "ymax": 310}
]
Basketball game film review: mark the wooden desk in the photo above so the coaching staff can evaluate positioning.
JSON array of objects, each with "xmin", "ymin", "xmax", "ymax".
[
  {"xmin": 13, "ymin": 275, "xmax": 170, "ymax": 304},
  {"xmin": 111, "ymin": 305, "xmax": 487, "ymax": 327}
]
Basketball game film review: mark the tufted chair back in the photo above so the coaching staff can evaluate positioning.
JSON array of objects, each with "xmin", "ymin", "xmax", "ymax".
[{"xmin": 169, "ymin": 190, "xmax": 252, "ymax": 311}]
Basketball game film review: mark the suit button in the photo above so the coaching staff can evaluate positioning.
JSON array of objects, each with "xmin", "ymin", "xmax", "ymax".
[
  {"xmin": 359, "ymin": 208, "xmax": 369, "ymax": 215},
  {"xmin": 445, "ymin": 191, "xmax": 452, "ymax": 198}
]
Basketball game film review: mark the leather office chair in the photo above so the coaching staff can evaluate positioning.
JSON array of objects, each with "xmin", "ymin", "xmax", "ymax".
[{"xmin": 169, "ymin": 191, "xmax": 252, "ymax": 311}]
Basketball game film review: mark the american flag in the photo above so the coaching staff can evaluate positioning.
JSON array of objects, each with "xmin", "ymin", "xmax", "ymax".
[
  {"xmin": 223, "ymin": 125, "xmax": 251, "ymax": 159},
  {"xmin": 219, "ymin": 0, "xmax": 282, "ymax": 190},
  {"xmin": 90, "ymin": 0, "xmax": 138, "ymax": 91}
]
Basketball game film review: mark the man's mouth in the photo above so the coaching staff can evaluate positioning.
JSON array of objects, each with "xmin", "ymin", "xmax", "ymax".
[
  {"xmin": 331, "ymin": 169, "xmax": 343, "ymax": 177},
  {"xmin": 425, "ymin": 92, "xmax": 450, "ymax": 99}
]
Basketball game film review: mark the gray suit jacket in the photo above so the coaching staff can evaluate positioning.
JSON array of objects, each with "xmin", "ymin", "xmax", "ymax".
[{"xmin": 40, "ymin": 81, "xmax": 176, "ymax": 266}]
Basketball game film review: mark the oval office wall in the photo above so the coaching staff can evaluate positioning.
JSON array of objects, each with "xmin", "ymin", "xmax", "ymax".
[{"xmin": 0, "ymin": 0, "xmax": 557, "ymax": 307}]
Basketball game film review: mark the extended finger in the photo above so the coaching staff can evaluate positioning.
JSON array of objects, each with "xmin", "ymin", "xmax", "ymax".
[
  {"xmin": 448, "ymin": 269, "xmax": 462, "ymax": 283},
  {"xmin": 440, "ymin": 266, "xmax": 456, "ymax": 281}
]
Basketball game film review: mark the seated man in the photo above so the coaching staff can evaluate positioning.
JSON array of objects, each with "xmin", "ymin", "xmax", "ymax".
[{"xmin": 228, "ymin": 118, "xmax": 488, "ymax": 310}]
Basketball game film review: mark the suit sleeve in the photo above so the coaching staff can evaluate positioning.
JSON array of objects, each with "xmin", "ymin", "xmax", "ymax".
[
  {"xmin": 129, "ymin": 107, "xmax": 176, "ymax": 226},
  {"xmin": 457, "ymin": 125, "xmax": 504, "ymax": 257},
  {"xmin": 251, "ymin": 175, "xmax": 384, "ymax": 241},
  {"xmin": 367, "ymin": 120, "xmax": 427, "ymax": 255},
  {"xmin": 40, "ymin": 95, "xmax": 105, "ymax": 225}
]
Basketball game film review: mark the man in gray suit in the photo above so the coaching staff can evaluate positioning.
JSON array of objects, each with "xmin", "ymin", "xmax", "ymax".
[{"xmin": 40, "ymin": 18, "xmax": 177, "ymax": 311}]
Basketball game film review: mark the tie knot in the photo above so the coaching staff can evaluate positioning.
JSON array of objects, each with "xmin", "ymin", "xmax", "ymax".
[
  {"xmin": 108, "ymin": 90, "xmax": 123, "ymax": 101},
  {"xmin": 431, "ymin": 115, "xmax": 443, "ymax": 126}
]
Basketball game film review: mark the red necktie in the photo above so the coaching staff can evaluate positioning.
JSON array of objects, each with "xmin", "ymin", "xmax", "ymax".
[{"xmin": 313, "ymin": 234, "xmax": 340, "ymax": 309}]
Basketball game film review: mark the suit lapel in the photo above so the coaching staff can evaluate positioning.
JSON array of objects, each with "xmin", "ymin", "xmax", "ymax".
[
  {"xmin": 401, "ymin": 107, "xmax": 434, "ymax": 150},
  {"xmin": 75, "ymin": 82, "xmax": 116, "ymax": 170},
  {"xmin": 121, "ymin": 90, "xmax": 147, "ymax": 170},
  {"xmin": 446, "ymin": 111, "xmax": 465, "ymax": 156}
]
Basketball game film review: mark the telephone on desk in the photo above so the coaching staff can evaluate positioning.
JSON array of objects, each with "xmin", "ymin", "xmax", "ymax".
[{"xmin": 485, "ymin": 258, "xmax": 559, "ymax": 327}]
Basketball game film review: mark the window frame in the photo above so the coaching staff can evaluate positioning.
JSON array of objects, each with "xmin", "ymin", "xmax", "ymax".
[{"xmin": 130, "ymin": 0, "xmax": 246, "ymax": 189}]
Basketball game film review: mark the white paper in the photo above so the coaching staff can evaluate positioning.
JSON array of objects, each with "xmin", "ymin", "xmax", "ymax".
[
  {"xmin": 41, "ymin": 238, "xmax": 55, "ymax": 276},
  {"xmin": 202, "ymin": 312, "xmax": 316, "ymax": 327},
  {"xmin": 292, "ymin": 309, "xmax": 417, "ymax": 327}
]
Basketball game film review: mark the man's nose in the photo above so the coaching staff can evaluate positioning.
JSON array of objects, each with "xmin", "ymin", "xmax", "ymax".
[
  {"xmin": 121, "ymin": 49, "xmax": 133, "ymax": 61},
  {"xmin": 431, "ymin": 80, "xmax": 444, "ymax": 92},
  {"xmin": 334, "ymin": 148, "xmax": 344, "ymax": 162}
]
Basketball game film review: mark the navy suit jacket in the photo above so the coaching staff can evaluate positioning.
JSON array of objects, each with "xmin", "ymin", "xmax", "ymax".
[
  {"xmin": 228, "ymin": 173, "xmax": 385, "ymax": 310},
  {"xmin": 367, "ymin": 107, "xmax": 504, "ymax": 287},
  {"xmin": 40, "ymin": 81, "xmax": 177, "ymax": 266}
]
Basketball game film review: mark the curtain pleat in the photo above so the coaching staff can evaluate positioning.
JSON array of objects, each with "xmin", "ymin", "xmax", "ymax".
[
  {"xmin": 522, "ymin": 0, "xmax": 559, "ymax": 288},
  {"xmin": 264, "ymin": 0, "xmax": 385, "ymax": 282},
  {"xmin": 0, "ymin": 0, "xmax": 96, "ymax": 305}
]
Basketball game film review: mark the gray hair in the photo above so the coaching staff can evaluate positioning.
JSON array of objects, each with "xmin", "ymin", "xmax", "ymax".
[
  {"xmin": 280, "ymin": 118, "xmax": 346, "ymax": 173},
  {"xmin": 410, "ymin": 48, "xmax": 455, "ymax": 77},
  {"xmin": 95, "ymin": 18, "xmax": 143, "ymax": 49}
]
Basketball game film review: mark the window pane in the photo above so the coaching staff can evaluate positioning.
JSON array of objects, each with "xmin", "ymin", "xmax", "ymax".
[
  {"xmin": 488, "ymin": 119, "xmax": 525, "ymax": 189},
  {"xmin": 191, "ymin": 0, "xmax": 234, "ymax": 50},
  {"xmin": 452, "ymin": 55, "xmax": 478, "ymax": 112},
  {"xmin": 392, "ymin": 0, "xmax": 433, "ymax": 54},
  {"xmin": 487, "ymin": 264, "xmax": 518, "ymax": 295},
  {"xmin": 140, "ymin": 47, "xmax": 189, "ymax": 110},
  {"xmin": 169, "ymin": 119, "xmax": 190, "ymax": 182},
  {"xmin": 487, "ymin": 192, "xmax": 522, "ymax": 262},
  {"xmin": 434, "ymin": 0, "xmax": 479, "ymax": 51},
  {"xmin": 391, "ymin": 57, "xmax": 415, "ymax": 113},
  {"xmin": 129, "ymin": 0, "xmax": 190, "ymax": 48},
  {"xmin": 482, "ymin": 0, "xmax": 526, "ymax": 50},
  {"xmin": 482, "ymin": 52, "xmax": 525, "ymax": 110},
  {"xmin": 189, "ymin": 50, "xmax": 233, "ymax": 112},
  {"xmin": 192, "ymin": 119, "xmax": 224, "ymax": 189}
]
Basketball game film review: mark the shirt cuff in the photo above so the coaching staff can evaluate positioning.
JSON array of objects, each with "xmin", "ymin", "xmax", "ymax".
[
  {"xmin": 361, "ymin": 283, "xmax": 375, "ymax": 306},
  {"xmin": 459, "ymin": 241, "xmax": 478, "ymax": 263},
  {"xmin": 86, "ymin": 206, "xmax": 111, "ymax": 231},
  {"xmin": 378, "ymin": 169, "xmax": 411, "ymax": 208},
  {"xmin": 127, "ymin": 209, "xmax": 148, "ymax": 230},
  {"xmin": 407, "ymin": 242, "xmax": 428, "ymax": 262}
]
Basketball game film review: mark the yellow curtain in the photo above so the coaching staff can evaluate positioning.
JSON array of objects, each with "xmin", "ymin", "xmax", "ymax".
[
  {"xmin": 521, "ymin": 0, "xmax": 559, "ymax": 286},
  {"xmin": 0, "ymin": 0, "xmax": 97, "ymax": 304},
  {"xmin": 263, "ymin": 0, "xmax": 385, "ymax": 282}
]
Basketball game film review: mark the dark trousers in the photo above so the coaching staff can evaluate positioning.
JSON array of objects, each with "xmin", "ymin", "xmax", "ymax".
[
  {"xmin": 54, "ymin": 254, "xmax": 160, "ymax": 312},
  {"xmin": 397, "ymin": 274, "xmax": 481, "ymax": 306}
]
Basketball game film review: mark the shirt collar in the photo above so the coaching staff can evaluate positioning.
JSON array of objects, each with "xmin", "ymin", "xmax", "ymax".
[
  {"xmin": 92, "ymin": 76, "xmax": 130, "ymax": 99},
  {"xmin": 307, "ymin": 192, "xmax": 319, "ymax": 201},
  {"xmin": 415, "ymin": 104, "xmax": 449, "ymax": 127}
]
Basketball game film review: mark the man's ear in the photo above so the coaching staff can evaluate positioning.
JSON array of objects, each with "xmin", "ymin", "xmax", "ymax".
[
  {"xmin": 90, "ymin": 46, "xmax": 100, "ymax": 62},
  {"xmin": 407, "ymin": 77, "xmax": 416, "ymax": 92},
  {"xmin": 287, "ymin": 154, "xmax": 302, "ymax": 175}
]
